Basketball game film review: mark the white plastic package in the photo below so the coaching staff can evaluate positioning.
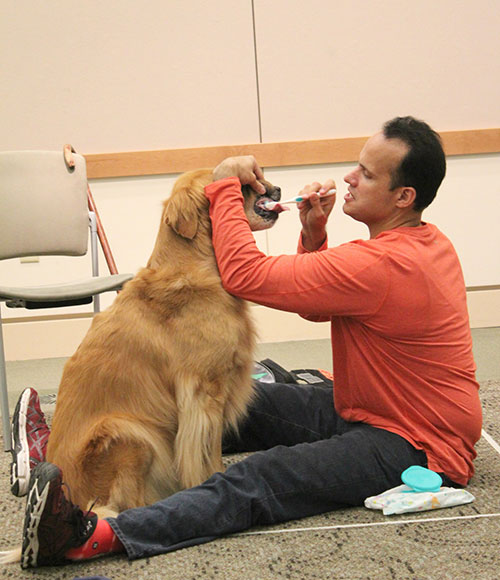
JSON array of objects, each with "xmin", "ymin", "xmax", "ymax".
[{"xmin": 365, "ymin": 484, "xmax": 475, "ymax": 515}]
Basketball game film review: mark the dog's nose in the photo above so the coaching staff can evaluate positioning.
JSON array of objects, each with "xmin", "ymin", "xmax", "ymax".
[{"xmin": 270, "ymin": 186, "xmax": 281, "ymax": 201}]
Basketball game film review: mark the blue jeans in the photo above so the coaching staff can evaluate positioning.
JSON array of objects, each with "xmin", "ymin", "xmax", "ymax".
[{"xmin": 108, "ymin": 381, "xmax": 435, "ymax": 560}]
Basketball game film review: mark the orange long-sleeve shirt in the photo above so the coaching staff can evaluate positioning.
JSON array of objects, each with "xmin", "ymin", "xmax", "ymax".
[{"xmin": 205, "ymin": 177, "xmax": 482, "ymax": 485}]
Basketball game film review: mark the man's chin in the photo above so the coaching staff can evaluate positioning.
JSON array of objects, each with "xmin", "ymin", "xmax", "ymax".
[
  {"xmin": 342, "ymin": 202, "xmax": 363, "ymax": 223},
  {"xmin": 342, "ymin": 201, "xmax": 354, "ymax": 215}
]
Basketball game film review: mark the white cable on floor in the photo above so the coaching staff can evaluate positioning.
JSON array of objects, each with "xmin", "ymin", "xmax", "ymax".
[
  {"xmin": 481, "ymin": 428, "xmax": 500, "ymax": 457},
  {"xmin": 237, "ymin": 512, "xmax": 500, "ymax": 537}
]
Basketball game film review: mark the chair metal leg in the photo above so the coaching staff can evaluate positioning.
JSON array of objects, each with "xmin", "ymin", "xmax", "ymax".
[
  {"xmin": 0, "ymin": 310, "xmax": 12, "ymax": 451},
  {"xmin": 89, "ymin": 211, "xmax": 100, "ymax": 314}
]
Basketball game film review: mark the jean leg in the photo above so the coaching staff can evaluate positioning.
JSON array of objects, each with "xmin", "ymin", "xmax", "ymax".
[
  {"xmin": 223, "ymin": 381, "xmax": 340, "ymax": 452},
  {"xmin": 109, "ymin": 423, "xmax": 427, "ymax": 560}
]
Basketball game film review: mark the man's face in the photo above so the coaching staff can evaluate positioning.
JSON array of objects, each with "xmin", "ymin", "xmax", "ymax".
[{"xmin": 343, "ymin": 132, "xmax": 409, "ymax": 228}]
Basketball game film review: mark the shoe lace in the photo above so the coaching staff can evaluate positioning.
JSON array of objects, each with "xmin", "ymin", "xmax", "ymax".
[
  {"xmin": 61, "ymin": 483, "xmax": 98, "ymax": 543},
  {"xmin": 71, "ymin": 504, "xmax": 96, "ymax": 542},
  {"xmin": 86, "ymin": 497, "xmax": 99, "ymax": 514}
]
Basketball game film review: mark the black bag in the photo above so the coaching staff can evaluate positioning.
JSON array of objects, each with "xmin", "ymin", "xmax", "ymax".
[{"xmin": 253, "ymin": 358, "xmax": 333, "ymax": 388}]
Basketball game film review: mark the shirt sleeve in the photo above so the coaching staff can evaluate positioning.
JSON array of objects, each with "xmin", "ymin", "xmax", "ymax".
[{"xmin": 205, "ymin": 177, "xmax": 389, "ymax": 318}]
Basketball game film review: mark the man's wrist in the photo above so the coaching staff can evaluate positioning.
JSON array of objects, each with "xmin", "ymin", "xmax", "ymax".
[{"xmin": 301, "ymin": 230, "xmax": 327, "ymax": 252}]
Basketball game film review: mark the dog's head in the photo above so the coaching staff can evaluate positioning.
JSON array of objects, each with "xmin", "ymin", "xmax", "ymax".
[{"xmin": 164, "ymin": 170, "xmax": 281, "ymax": 240}]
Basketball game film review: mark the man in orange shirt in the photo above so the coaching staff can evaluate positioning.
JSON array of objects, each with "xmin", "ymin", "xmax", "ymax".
[{"xmin": 7, "ymin": 116, "xmax": 482, "ymax": 568}]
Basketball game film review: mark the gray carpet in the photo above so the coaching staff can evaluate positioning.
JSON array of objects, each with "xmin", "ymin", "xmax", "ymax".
[{"xmin": 1, "ymin": 379, "xmax": 500, "ymax": 579}]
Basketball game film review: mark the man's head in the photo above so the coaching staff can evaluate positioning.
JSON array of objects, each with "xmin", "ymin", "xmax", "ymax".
[
  {"xmin": 343, "ymin": 116, "xmax": 446, "ymax": 237},
  {"xmin": 382, "ymin": 116, "xmax": 446, "ymax": 211}
]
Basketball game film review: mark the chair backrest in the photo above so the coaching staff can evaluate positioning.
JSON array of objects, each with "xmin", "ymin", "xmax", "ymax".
[{"xmin": 0, "ymin": 150, "xmax": 89, "ymax": 260}]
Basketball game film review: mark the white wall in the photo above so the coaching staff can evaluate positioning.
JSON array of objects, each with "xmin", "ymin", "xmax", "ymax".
[
  {"xmin": 2, "ymin": 1, "xmax": 499, "ymax": 151},
  {"xmin": 0, "ymin": 1, "xmax": 260, "ymax": 151}
]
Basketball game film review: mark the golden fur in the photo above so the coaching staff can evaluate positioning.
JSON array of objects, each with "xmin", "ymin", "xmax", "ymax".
[{"xmin": 45, "ymin": 169, "xmax": 280, "ymax": 518}]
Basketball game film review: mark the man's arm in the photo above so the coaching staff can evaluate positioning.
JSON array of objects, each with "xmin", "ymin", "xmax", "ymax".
[{"xmin": 205, "ymin": 171, "xmax": 387, "ymax": 318}]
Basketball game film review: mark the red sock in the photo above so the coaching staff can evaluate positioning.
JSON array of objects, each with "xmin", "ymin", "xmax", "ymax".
[{"xmin": 65, "ymin": 519, "xmax": 125, "ymax": 561}]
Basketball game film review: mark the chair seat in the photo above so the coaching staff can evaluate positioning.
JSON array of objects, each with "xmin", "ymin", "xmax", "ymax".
[{"xmin": 0, "ymin": 273, "xmax": 133, "ymax": 302}]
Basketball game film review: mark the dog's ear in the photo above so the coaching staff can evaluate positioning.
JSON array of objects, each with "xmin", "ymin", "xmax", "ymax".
[
  {"xmin": 163, "ymin": 169, "xmax": 213, "ymax": 239},
  {"xmin": 164, "ymin": 193, "xmax": 199, "ymax": 239}
]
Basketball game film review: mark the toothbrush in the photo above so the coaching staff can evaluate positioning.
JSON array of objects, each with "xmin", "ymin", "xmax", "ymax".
[{"xmin": 262, "ymin": 189, "xmax": 336, "ymax": 211}]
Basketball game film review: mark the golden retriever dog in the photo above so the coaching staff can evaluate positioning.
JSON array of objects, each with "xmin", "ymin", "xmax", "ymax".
[{"xmin": 44, "ymin": 169, "xmax": 282, "ymax": 518}]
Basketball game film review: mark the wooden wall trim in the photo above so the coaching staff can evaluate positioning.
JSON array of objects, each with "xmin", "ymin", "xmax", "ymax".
[{"xmin": 85, "ymin": 128, "xmax": 500, "ymax": 179}]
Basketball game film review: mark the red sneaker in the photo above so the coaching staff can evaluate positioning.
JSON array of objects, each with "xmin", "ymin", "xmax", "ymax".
[
  {"xmin": 21, "ymin": 462, "xmax": 97, "ymax": 568},
  {"xmin": 10, "ymin": 388, "xmax": 51, "ymax": 497}
]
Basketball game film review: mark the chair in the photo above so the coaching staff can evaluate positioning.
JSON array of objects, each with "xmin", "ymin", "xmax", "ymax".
[{"xmin": 0, "ymin": 148, "xmax": 134, "ymax": 450}]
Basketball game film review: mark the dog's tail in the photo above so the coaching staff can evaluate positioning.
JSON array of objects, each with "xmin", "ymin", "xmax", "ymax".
[
  {"xmin": 0, "ymin": 546, "xmax": 21, "ymax": 565},
  {"xmin": 174, "ymin": 375, "xmax": 225, "ymax": 488}
]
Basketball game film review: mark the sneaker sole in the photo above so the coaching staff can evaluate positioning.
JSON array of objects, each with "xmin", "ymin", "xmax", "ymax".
[
  {"xmin": 10, "ymin": 389, "xmax": 32, "ymax": 497},
  {"xmin": 21, "ymin": 463, "xmax": 60, "ymax": 569}
]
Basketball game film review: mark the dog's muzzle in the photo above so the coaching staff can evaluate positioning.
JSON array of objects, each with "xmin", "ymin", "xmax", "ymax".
[{"xmin": 254, "ymin": 186, "xmax": 282, "ymax": 219}]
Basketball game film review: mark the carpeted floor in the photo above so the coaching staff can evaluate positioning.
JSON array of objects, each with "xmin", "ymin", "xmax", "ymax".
[{"xmin": 1, "ymin": 331, "xmax": 500, "ymax": 579}]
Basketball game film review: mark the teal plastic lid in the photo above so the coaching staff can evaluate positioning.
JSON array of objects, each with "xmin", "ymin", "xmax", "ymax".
[
  {"xmin": 401, "ymin": 466, "xmax": 443, "ymax": 492},
  {"xmin": 251, "ymin": 362, "xmax": 275, "ymax": 383}
]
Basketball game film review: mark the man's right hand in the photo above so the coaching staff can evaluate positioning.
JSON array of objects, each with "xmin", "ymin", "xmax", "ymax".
[{"xmin": 298, "ymin": 180, "xmax": 336, "ymax": 251}]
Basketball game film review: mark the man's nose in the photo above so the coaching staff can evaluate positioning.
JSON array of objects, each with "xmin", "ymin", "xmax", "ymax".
[{"xmin": 344, "ymin": 170, "xmax": 356, "ymax": 185}]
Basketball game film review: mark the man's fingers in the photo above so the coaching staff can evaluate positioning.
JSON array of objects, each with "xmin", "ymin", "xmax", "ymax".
[
  {"xmin": 251, "ymin": 157, "xmax": 265, "ymax": 182},
  {"xmin": 213, "ymin": 156, "xmax": 266, "ymax": 194}
]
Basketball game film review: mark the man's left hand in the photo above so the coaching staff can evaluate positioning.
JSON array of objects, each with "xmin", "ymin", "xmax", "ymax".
[{"xmin": 213, "ymin": 156, "xmax": 266, "ymax": 195}]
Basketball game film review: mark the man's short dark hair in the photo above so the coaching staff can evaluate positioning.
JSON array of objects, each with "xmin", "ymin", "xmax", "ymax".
[{"xmin": 383, "ymin": 116, "xmax": 446, "ymax": 211}]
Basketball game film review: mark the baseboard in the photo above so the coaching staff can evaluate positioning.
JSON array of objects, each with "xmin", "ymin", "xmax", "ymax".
[
  {"xmin": 2, "ymin": 289, "xmax": 499, "ymax": 361},
  {"xmin": 466, "ymin": 288, "xmax": 500, "ymax": 328}
]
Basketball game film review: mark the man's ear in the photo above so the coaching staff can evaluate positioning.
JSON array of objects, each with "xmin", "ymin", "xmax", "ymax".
[{"xmin": 396, "ymin": 187, "xmax": 417, "ymax": 209}]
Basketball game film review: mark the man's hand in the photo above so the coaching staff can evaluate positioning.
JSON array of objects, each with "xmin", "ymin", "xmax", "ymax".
[
  {"xmin": 298, "ymin": 180, "xmax": 336, "ymax": 251},
  {"xmin": 213, "ymin": 156, "xmax": 266, "ymax": 195}
]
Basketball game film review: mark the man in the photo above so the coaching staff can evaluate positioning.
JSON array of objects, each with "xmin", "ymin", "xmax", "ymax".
[{"xmin": 3, "ymin": 116, "xmax": 482, "ymax": 568}]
